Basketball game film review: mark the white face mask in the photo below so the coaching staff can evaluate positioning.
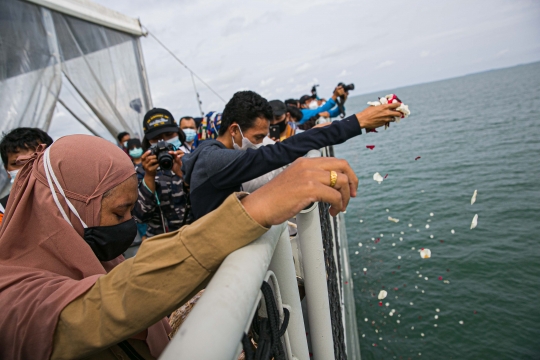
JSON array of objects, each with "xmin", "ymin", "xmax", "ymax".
[
  {"xmin": 308, "ymin": 100, "xmax": 319, "ymax": 110},
  {"xmin": 8, "ymin": 169, "xmax": 19, "ymax": 183},
  {"xmin": 232, "ymin": 126, "xmax": 260, "ymax": 151}
]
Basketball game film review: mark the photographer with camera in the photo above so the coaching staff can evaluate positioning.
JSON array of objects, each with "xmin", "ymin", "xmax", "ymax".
[
  {"xmin": 298, "ymin": 85, "xmax": 343, "ymax": 124},
  {"xmin": 133, "ymin": 108, "xmax": 191, "ymax": 237}
]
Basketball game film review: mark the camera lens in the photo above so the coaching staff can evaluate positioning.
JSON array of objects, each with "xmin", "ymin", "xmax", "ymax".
[{"xmin": 158, "ymin": 153, "xmax": 174, "ymax": 171}]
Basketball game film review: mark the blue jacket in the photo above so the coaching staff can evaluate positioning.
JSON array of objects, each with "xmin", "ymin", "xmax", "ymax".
[
  {"xmin": 182, "ymin": 115, "xmax": 362, "ymax": 220},
  {"xmin": 328, "ymin": 104, "xmax": 344, "ymax": 118},
  {"xmin": 299, "ymin": 98, "xmax": 336, "ymax": 124}
]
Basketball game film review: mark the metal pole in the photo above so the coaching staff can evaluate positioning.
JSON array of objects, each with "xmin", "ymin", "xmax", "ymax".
[
  {"xmin": 297, "ymin": 203, "xmax": 335, "ymax": 360},
  {"xmin": 296, "ymin": 149, "xmax": 336, "ymax": 360},
  {"xmin": 160, "ymin": 224, "xmax": 285, "ymax": 360},
  {"xmin": 269, "ymin": 227, "xmax": 310, "ymax": 360}
]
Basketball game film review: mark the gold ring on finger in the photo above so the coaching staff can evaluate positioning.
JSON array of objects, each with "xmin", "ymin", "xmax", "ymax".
[{"xmin": 329, "ymin": 170, "xmax": 338, "ymax": 188}]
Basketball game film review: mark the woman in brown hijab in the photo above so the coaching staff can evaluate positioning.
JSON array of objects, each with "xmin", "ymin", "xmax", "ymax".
[{"xmin": 0, "ymin": 134, "xmax": 358, "ymax": 359}]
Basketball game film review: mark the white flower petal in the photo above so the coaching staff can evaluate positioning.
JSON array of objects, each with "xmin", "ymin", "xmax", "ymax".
[
  {"xmin": 459, "ymin": 320, "xmax": 464, "ymax": 325},
  {"xmin": 373, "ymin": 172, "xmax": 384, "ymax": 184},
  {"xmin": 378, "ymin": 290, "xmax": 388, "ymax": 300},
  {"xmin": 471, "ymin": 190, "xmax": 477, "ymax": 205},
  {"xmin": 420, "ymin": 248, "xmax": 432, "ymax": 259},
  {"xmin": 471, "ymin": 214, "xmax": 478, "ymax": 229},
  {"xmin": 367, "ymin": 101, "xmax": 381, "ymax": 106},
  {"xmin": 425, "ymin": 224, "xmax": 430, "ymax": 229},
  {"xmin": 451, "ymin": 229, "xmax": 455, "ymax": 234},
  {"xmin": 388, "ymin": 216, "xmax": 400, "ymax": 223},
  {"xmin": 396, "ymin": 103, "xmax": 410, "ymax": 118}
]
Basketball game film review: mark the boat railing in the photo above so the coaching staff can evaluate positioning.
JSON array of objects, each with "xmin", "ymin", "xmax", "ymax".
[{"xmin": 160, "ymin": 148, "xmax": 360, "ymax": 360}]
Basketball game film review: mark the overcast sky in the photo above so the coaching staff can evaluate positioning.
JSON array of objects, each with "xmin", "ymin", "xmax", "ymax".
[{"xmin": 50, "ymin": 0, "xmax": 540, "ymax": 138}]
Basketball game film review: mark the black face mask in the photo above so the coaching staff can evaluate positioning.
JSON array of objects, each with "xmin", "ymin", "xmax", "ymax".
[
  {"xmin": 276, "ymin": 119, "xmax": 288, "ymax": 133},
  {"xmin": 83, "ymin": 218, "xmax": 137, "ymax": 261}
]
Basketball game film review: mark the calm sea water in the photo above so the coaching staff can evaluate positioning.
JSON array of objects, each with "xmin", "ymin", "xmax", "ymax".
[{"xmin": 335, "ymin": 62, "xmax": 540, "ymax": 360}]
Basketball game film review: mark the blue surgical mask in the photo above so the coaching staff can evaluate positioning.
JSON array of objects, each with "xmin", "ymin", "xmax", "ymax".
[
  {"xmin": 183, "ymin": 129, "xmax": 197, "ymax": 142},
  {"xmin": 166, "ymin": 136, "xmax": 182, "ymax": 150},
  {"xmin": 129, "ymin": 147, "xmax": 143, "ymax": 158},
  {"xmin": 8, "ymin": 169, "xmax": 19, "ymax": 184}
]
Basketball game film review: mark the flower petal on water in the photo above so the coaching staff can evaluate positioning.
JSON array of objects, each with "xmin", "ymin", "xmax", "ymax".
[
  {"xmin": 366, "ymin": 145, "xmax": 375, "ymax": 150},
  {"xmin": 451, "ymin": 229, "xmax": 455, "ymax": 234},
  {"xmin": 420, "ymin": 248, "xmax": 432, "ymax": 259},
  {"xmin": 470, "ymin": 214, "xmax": 478, "ymax": 229},
  {"xmin": 425, "ymin": 224, "xmax": 430, "ymax": 229},
  {"xmin": 415, "ymin": 156, "xmax": 421, "ymax": 160},
  {"xmin": 388, "ymin": 216, "xmax": 399, "ymax": 223},
  {"xmin": 471, "ymin": 189, "xmax": 477, "ymax": 205},
  {"xmin": 373, "ymin": 172, "xmax": 384, "ymax": 184},
  {"xmin": 459, "ymin": 320, "xmax": 464, "ymax": 325},
  {"xmin": 378, "ymin": 290, "xmax": 388, "ymax": 300}
]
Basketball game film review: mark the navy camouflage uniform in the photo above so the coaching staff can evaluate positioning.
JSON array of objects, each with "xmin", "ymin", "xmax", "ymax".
[{"xmin": 133, "ymin": 164, "xmax": 191, "ymax": 237}]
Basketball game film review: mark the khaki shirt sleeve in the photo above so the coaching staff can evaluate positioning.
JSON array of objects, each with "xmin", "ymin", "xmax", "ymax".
[{"xmin": 51, "ymin": 193, "xmax": 267, "ymax": 360}]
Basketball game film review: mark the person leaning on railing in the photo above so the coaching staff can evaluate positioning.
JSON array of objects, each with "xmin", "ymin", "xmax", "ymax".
[
  {"xmin": 182, "ymin": 90, "xmax": 403, "ymax": 221},
  {"xmin": 0, "ymin": 134, "xmax": 357, "ymax": 359}
]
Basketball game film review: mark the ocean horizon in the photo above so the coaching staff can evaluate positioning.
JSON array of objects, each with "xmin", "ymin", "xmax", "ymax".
[{"xmin": 337, "ymin": 61, "xmax": 540, "ymax": 359}]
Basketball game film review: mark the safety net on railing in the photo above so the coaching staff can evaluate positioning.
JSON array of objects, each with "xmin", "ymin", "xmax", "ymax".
[{"xmin": 319, "ymin": 145, "xmax": 347, "ymax": 360}]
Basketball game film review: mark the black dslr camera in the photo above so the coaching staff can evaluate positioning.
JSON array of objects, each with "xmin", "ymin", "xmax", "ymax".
[
  {"xmin": 149, "ymin": 140, "xmax": 175, "ymax": 171},
  {"xmin": 338, "ymin": 82, "xmax": 355, "ymax": 92},
  {"xmin": 336, "ymin": 82, "xmax": 355, "ymax": 117}
]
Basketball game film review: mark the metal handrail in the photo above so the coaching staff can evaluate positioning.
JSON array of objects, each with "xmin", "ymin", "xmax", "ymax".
[
  {"xmin": 160, "ymin": 223, "xmax": 309, "ymax": 360},
  {"xmin": 160, "ymin": 147, "xmax": 359, "ymax": 360}
]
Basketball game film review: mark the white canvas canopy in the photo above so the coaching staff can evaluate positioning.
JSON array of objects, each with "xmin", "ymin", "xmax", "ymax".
[{"xmin": 0, "ymin": 0, "xmax": 153, "ymax": 193}]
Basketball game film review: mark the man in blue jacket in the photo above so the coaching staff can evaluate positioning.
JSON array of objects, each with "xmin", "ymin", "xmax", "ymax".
[
  {"xmin": 182, "ymin": 90, "xmax": 403, "ymax": 221},
  {"xmin": 298, "ymin": 85, "xmax": 346, "ymax": 124}
]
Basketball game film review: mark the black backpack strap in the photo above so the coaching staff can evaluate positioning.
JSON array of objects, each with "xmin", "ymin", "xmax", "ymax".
[
  {"xmin": 181, "ymin": 181, "xmax": 192, "ymax": 227},
  {"xmin": 117, "ymin": 340, "xmax": 146, "ymax": 360}
]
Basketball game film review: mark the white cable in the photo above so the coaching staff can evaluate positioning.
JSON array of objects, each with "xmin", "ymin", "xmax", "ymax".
[{"xmin": 43, "ymin": 148, "xmax": 87, "ymax": 228}]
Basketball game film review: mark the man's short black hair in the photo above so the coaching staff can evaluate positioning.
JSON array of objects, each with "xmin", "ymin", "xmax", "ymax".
[
  {"xmin": 117, "ymin": 131, "xmax": 129, "ymax": 142},
  {"xmin": 287, "ymin": 105, "xmax": 304, "ymax": 122},
  {"xmin": 179, "ymin": 116, "xmax": 195, "ymax": 126},
  {"xmin": 219, "ymin": 91, "xmax": 273, "ymax": 136},
  {"xmin": 0, "ymin": 127, "xmax": 53, "ymax": 166}
]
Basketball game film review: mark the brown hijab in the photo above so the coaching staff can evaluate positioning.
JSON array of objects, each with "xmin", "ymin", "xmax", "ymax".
[{"xmin": 0, "ymin": 135, "xmax": 170, "ymax": 359}]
